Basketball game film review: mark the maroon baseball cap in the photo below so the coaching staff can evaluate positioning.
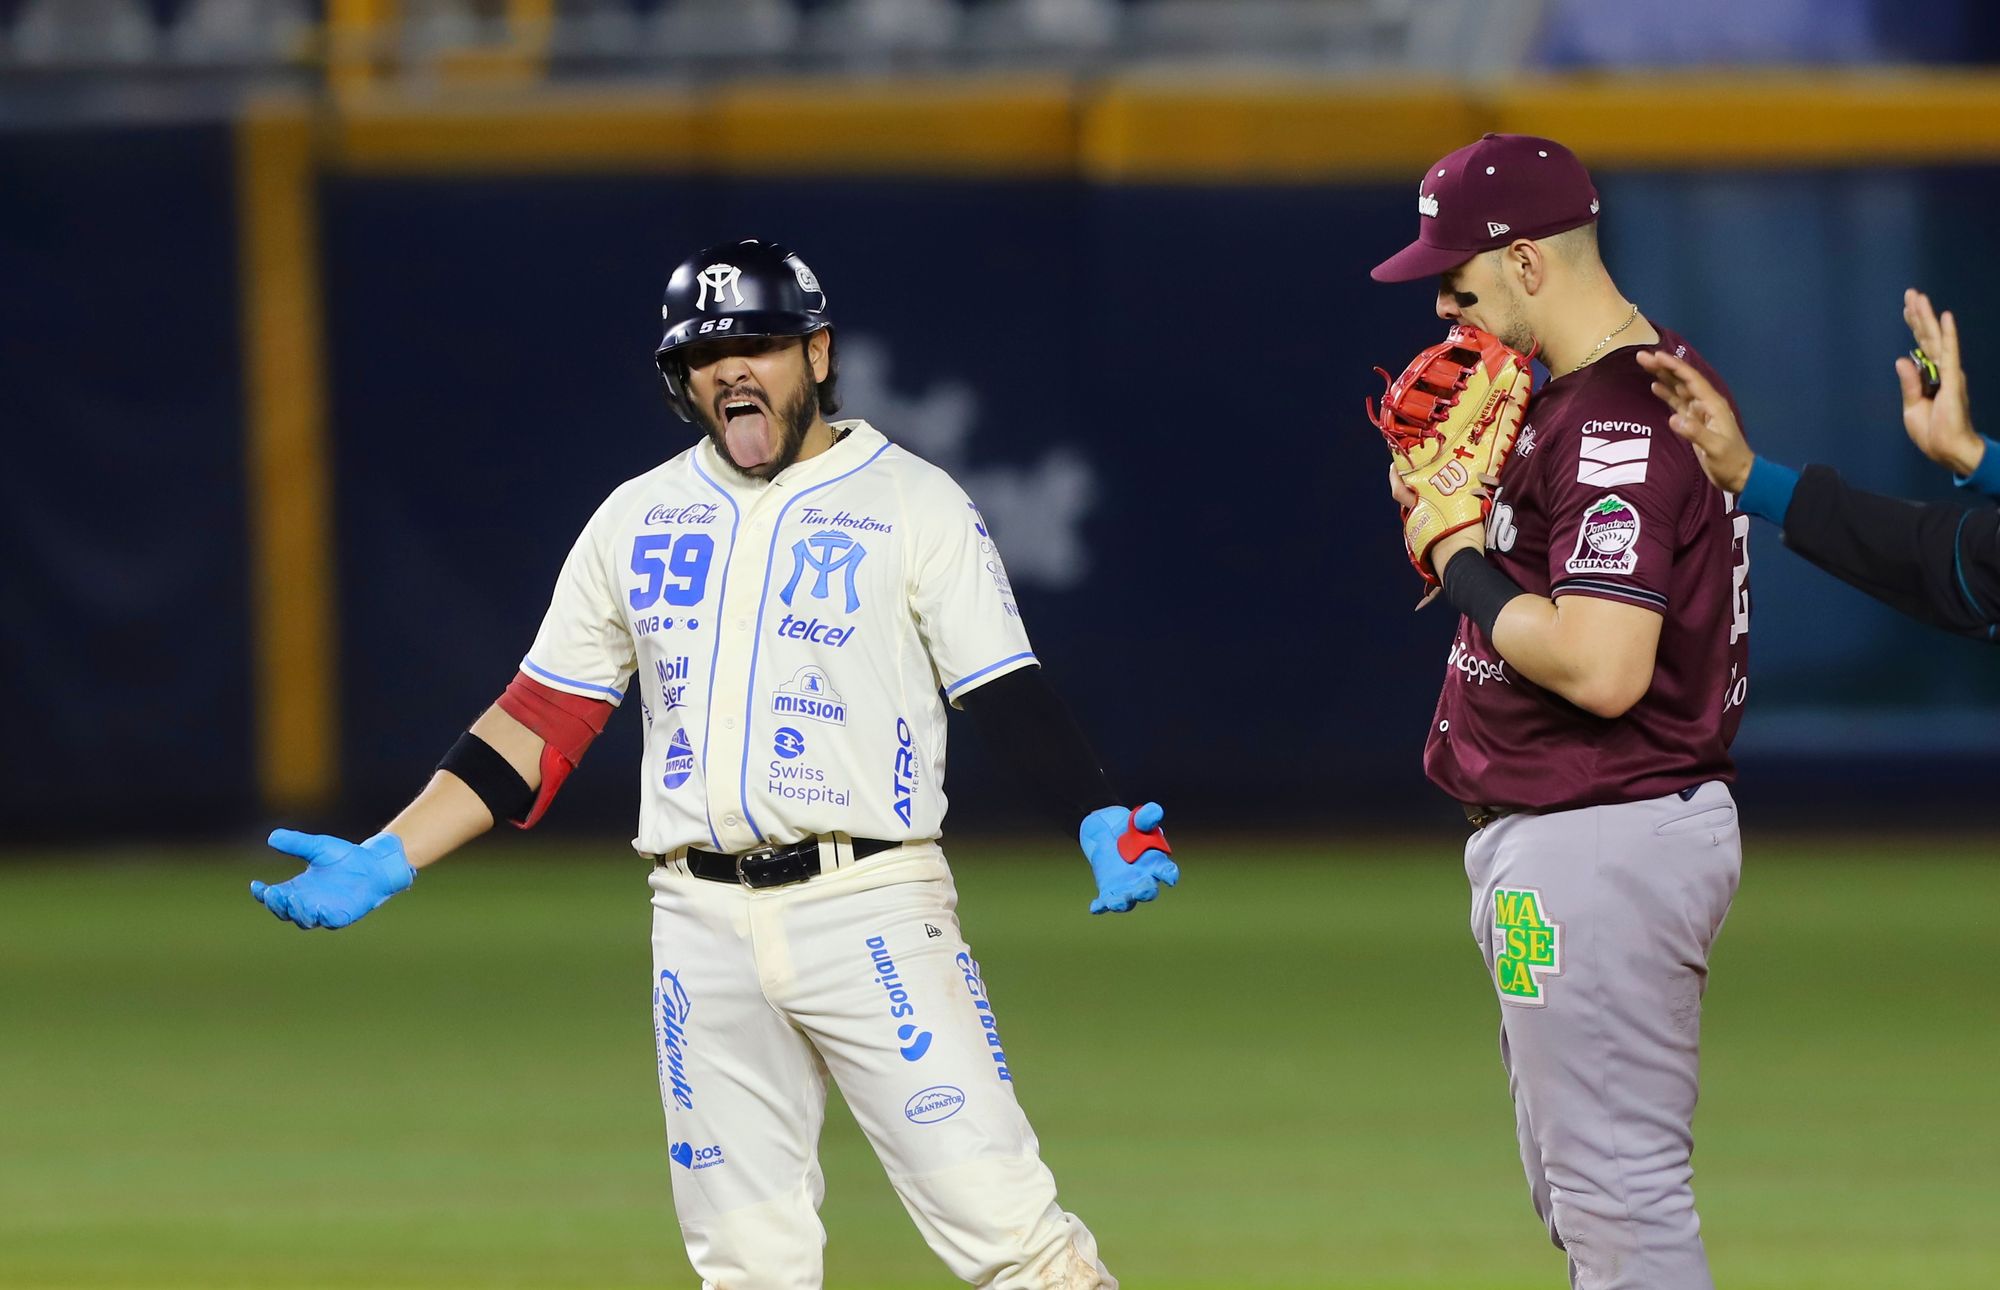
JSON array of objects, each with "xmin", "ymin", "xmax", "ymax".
[{"xmin": 1370, "ymin": 133, "xmax": 1601, "ymax": 283}]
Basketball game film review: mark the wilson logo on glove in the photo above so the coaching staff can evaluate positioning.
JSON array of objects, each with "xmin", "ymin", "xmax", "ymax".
[{"xmin": 1366, "ymin": 325, "xmax": 1535, "ymax": 594}]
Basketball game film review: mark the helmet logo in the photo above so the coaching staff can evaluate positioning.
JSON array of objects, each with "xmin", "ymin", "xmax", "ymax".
[
  {"xmin": 793, "ymin": 262, "xmax": 821, "ymax": 294},
  {"xmin": 696, "ymin": 263, "xmax": 744, "ymax": 310}
]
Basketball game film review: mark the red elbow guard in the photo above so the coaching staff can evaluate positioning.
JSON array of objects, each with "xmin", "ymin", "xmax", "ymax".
[{"xmin": 496, "ymin": 672, "xmax": 614, "ymax": 829}]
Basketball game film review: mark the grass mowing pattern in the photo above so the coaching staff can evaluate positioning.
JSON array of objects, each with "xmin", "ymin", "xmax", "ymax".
[{"xmin": 2, "ymin": 836, "xmax": 1995, "ymax": 1288}]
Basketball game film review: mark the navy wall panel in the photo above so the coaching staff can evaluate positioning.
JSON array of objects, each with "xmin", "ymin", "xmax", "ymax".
[
  {"xmin": 8, "ymin": 120, "xmax": 1999, "ymax": 839},
  {"xmin": 0, "ymin": 122, "xmax": 252, "ymax": 838}
]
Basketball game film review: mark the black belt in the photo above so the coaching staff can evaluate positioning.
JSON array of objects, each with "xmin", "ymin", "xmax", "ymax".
[
  {"xmin": 1463, "ymin": 784, "xmax": 1704, "ymax": 830},
  {"xmin": 1462, "ymin": 802, "xmax": 1517, "ymax": 830},
  {"xmin": 656, "ymin": 836, "xmax": 901, "ymax": 889}
]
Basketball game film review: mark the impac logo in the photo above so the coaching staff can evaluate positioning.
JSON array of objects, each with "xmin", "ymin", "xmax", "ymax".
[
  {"xmin": 695, "ymin": 263, "xmax": 743, "ymax": 310},
  {"xmin": 866, "ymin": 934, "xmax": 933, "ymax": 1061},
  {"xmin": 771, "ymin": 665, "xmax": 847, "ymax": 725},
  {"xmin": 656, "ymin": 968, "xmax": 695, "ymax": 1109},
  {"xmin": 661, "ymin": 727, "xmax": 695, "ymax": 790},
  {"xmin": 781, "ymin": 531, "xmax": 867, "ymax": 613}
]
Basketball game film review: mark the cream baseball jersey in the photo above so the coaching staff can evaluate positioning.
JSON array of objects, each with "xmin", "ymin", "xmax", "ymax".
[{"xmin": 521, "ymin": 421, "xmax": 1034, "ymax": 855}]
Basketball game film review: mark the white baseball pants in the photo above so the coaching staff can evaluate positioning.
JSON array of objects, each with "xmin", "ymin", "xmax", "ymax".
[{"xmin": 647, "ymin": 844, "xmax": 1114, "ymax": 1290}]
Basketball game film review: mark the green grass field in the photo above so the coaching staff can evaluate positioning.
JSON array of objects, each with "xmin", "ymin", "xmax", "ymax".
[{"xmin": 3, "ymin": 835, "xmax": 1996, "ymax": 1289}]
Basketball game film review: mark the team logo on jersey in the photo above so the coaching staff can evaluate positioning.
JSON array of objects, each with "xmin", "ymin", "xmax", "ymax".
[
  {"xmin": 956, "ymin": 952, "xmax": 1010, "ymax": 1082},
  {"xmin": 1516, "ymin": 424, "xmax": 1535, "ymax": 457},
  {"xmin": 661, "ymin": 727, "xmax": 695, "ymax": 789},
  {"xmin": 781, "ymin": 531, "xmax": 867, "ymax": 614},
  {"xmin": 655, "ymin": 968, "xmax": 696, "ymax": 1109},
  {"xmin": 695, "ymin": 263, "xmax": 743, "ymax": 310},
  {"xmin": 866, "ymin": 934, "xmax": 934, "ymax": 1062},
  {"xmin": 1565, "ymin": 495, "xmax": 1642, "ymax": 576},
  {"xmin": 1493, "ymin": 888, "xmax": 1562, "ymax": 1006},
  {"xmin": 771, "ymin": 666, "xmax": 847, "ymax": 725}
]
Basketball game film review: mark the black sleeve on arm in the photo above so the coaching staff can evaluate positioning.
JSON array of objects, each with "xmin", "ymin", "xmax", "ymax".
[
  {"xmin": 1782, "ymin": 464, "xmax": 2000, "ymax": 641},
  {"xmin": 958, "ymin": 665, "xmax": 1120, "ymax": 827}
]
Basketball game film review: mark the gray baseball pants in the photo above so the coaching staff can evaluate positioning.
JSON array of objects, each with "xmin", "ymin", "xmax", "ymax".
[{"xmin": 1463, "ymin": 780, "xmax": 1742, "ymax": 1290}]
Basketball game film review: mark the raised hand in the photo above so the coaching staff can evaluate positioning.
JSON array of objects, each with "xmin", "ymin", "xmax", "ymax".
[
  {"xmin": 1638, "ymin": 348, "xmax": 1753, "ymax": 494},
  {"xmin": 1895, "ymin": 288, "xmax": 1982, "ymax": 477}
]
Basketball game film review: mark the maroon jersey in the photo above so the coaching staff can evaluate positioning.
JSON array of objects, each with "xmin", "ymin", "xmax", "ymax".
[{"xmin": 1425, "ymin": 328, "xmax": 1751, "ymax": 811}]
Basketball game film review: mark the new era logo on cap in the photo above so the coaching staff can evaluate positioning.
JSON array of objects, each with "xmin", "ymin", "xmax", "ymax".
[{"xmin": 1372, "ymin": 134, "xmax": 1601, "ymax": 283}]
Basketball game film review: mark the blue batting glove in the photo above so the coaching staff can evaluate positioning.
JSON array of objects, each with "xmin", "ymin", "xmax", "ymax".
[
  {"xmin": 250, "ymin": 830, "xmax": 414, "ymax": 930},
  {"xmin": 1079, "ymin": 802, "xmax": 1179, "ymax": 915}
]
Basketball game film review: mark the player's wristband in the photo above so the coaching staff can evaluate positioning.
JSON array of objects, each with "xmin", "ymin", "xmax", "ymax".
[
  {"xmin": 437, "ymin": 731, "xmax": 535, "ymax": 825},
  {"xmin": 1737, "ymin": 455, "xmax": 1801, "ymax": 526},
  {"xmin": 1953, "ymin": 435, "xmax": 2000, "ymax": 498},
  {"xmin": 1440, "ymin": 548, "xmax": 1529, "ymax": 638}
]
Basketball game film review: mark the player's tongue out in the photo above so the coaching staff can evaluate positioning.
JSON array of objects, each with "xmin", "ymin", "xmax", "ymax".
[{"xmin": 721, "ymin": 399, "xmax": 774, "ymax": 469}]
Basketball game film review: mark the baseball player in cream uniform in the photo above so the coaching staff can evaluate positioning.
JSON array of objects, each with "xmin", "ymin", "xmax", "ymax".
[{"xmin": 248, "ymin": 238, "xmax": 1181, "ymax": 1290}]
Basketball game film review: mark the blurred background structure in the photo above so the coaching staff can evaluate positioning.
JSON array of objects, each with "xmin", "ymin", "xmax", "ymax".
[{"xmin": 8, "ymin": 0, "xmax": 2000, "ymax": 840}]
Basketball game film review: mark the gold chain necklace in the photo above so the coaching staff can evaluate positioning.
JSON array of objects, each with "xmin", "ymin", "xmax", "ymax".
[{"xmin": 1561, "ymin": 303, "xmax": 1640, "ymax": 377}]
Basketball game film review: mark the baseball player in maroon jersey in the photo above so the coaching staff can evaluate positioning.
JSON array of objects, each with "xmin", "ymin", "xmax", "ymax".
[{"xmin": 1371, "ymin": 134, "xmax": 1751, "ymax": 1289}]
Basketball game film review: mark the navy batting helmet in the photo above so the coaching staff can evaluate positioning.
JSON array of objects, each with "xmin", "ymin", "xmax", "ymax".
[{"xmin": 654, "ymin": 238, "xmax": 834, "ymax": 423}]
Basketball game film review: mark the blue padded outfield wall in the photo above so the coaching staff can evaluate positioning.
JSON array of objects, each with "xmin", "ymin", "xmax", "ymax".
[
  {"xmin": 6, "ymin": 110, "xmax": 1998, "ymax": 839},
  {"xmin": 0, "ymin": 122, "xmax": 257, "ymax": 835}
]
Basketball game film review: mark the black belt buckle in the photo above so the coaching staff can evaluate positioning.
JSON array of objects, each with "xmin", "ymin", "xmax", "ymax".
[
  {"xmin": 1463, "ymin": 802, "xmax": 1508, "ymax": 830},
  {"xmin": 733, "ymin": 843, "xmax": 788, "ymax": 889}
]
